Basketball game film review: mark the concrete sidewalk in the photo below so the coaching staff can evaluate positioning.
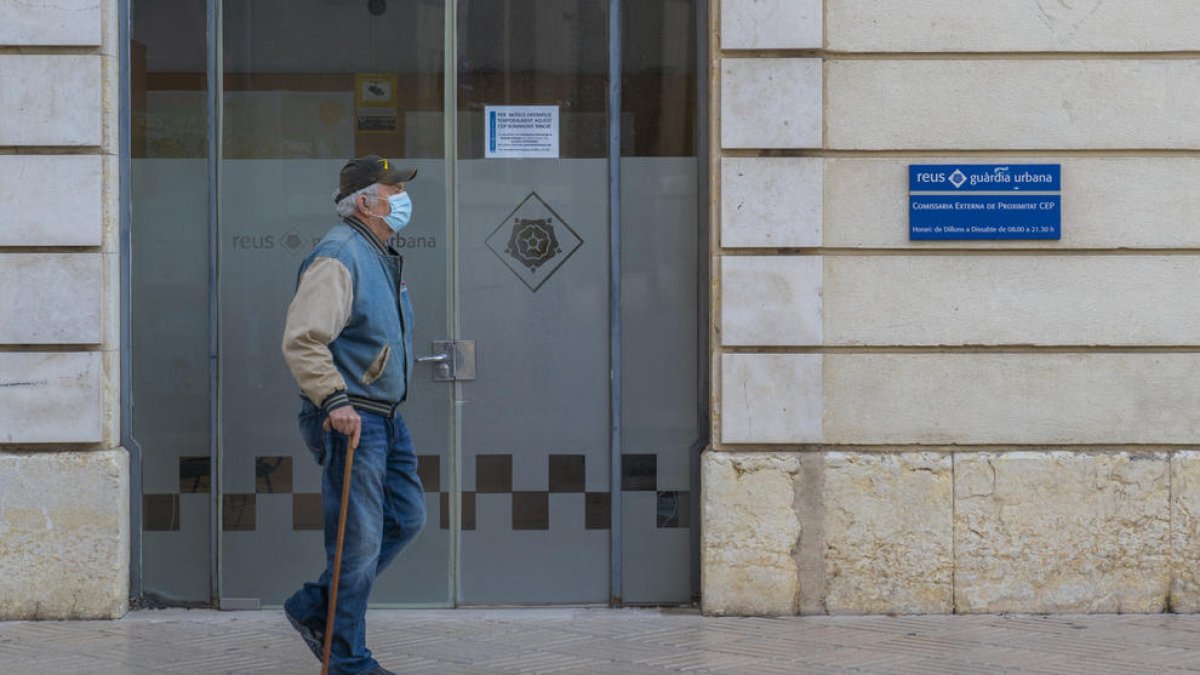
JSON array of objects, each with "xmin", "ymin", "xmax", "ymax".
[{"xmin": 4, "ymin": 607, "xmax": 1200, "ymax": 674}]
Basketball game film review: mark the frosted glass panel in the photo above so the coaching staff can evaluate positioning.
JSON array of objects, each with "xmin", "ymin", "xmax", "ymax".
[
  {"xmin": 131, "ymin": 0, "xmax": 211, "ymax": 606},
  {"xmin": 217, "ymin": 0, "xmax": 452, "ymax": 607}
]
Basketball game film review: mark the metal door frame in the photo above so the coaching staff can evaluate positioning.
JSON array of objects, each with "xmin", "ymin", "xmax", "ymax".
[
  {"xmin": 442, "ymin": 0, "xmax": 462, "ymax": 609},
  {"xmin": 606, "ymin": 0, "xmax": 626, "ymax": 605}
]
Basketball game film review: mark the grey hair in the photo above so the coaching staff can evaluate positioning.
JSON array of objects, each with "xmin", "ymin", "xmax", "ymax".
[{"xmin": 334, "ymin": 183, "xmax": 381, "ymax": 218}]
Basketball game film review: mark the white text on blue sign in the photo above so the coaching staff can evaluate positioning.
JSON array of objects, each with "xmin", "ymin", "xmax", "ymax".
[{"xmin": 908, "ymin": 164, "xmax": 1062, "ymax": 241}]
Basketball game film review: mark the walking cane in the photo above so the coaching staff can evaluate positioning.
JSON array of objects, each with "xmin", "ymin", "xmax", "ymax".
[{"xmin": 321, "ymin": 429, "xmax": 359, "ymax": 675}]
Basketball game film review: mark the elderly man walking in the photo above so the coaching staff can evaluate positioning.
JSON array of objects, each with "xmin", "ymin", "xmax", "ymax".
[{"xmin": 281, "ymin": 155, "xmax": 426, "ymax": 675}]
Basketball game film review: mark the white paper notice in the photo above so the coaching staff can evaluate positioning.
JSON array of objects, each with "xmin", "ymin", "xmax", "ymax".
[{"xmin": 484, "ymin": 105, "xmax": 560, "ymax": 158}]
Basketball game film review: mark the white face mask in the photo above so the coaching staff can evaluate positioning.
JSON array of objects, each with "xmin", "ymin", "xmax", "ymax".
[
  {"xmin": 366, "ymin": 191, "xmax": 413, "ymax": 233},
  {"xmin": 382, "ymin": 192, "xmax": 412, "ymax": 233}
]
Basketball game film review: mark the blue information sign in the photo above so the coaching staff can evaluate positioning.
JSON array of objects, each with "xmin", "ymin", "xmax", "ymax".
[
  {"xmin": 909, "ymin": 164, "xmax": 1062, "ymax": 241},
  {"xmin": 911, "ymin": 195, "xmax": 1060, "ymax": 240}
]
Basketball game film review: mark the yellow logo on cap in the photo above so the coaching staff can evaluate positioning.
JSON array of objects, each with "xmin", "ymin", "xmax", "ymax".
[{"xmin": 380, "ymin": 159, "xmax": 389, "ymax": 170}]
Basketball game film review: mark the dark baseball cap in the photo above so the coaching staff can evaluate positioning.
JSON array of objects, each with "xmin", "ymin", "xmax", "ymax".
[{"xmin": 334, "ymin": 155, "xmax": 417, "ymax": 203}]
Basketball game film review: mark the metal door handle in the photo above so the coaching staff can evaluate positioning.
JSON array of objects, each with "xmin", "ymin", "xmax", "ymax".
[{"xmin": 418, "ymin": 340, "xmax": 476, "ymax": 382}]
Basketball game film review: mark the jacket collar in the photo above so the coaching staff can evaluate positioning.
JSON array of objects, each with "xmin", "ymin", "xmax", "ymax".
[{"xmin": 343, "ymin": 216, "xmax": 398, "ymax": 257}]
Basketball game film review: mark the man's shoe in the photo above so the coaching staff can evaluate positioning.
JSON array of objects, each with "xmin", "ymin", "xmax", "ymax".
[{"xmin": 284, "ymin": 608, "xmax": 324, "ymax": 662}]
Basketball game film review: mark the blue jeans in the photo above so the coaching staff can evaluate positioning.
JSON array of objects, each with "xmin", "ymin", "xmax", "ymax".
[{"xmin": 286, "ymin": 401, "xmax": 426, "ymax": 674}]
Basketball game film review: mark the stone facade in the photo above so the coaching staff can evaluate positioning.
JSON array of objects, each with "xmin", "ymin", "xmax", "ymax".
[
  {"xmin": 706, "ymin": 0, "xmax": 1200, "ymax": 615},
  {"xmin": 0, "ymin": 0, "xmax": 127, "ymax": 619},
  {"xmin": 702, "ymin": 453, "xmax": 802, "ymax": 616},
  {"xmin": 2, "ymin": 0, "xmax": 1198, "ymax": 619},
  {"xmin": 0, "ymin": 450, "xmax": 128, "ymax": 619},
  {"xmin": 702, "ymin": 450, "xmax": 1190, "ymax": 615},
  {"xmin": 955, "ymin": 452, "xmax": 1170, "ymax": 614}
]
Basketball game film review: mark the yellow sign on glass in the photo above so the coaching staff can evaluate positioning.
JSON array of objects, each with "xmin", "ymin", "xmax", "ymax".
[{"xmin": 355, "ymin": 73, "xmax": 398, "ymax": 134}]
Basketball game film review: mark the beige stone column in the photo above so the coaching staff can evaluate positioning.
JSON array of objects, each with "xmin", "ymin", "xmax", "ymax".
[
  {"xmin": 706, "ymin": 0, "xmax": 837, "ymax": 617},
  {"xmin": 706, "ymin": 0, "xmax": 1200, "ymax": 616},
  {"xmin": 0, "ymin": 0, "xmax": 128, "ymax": 619}
]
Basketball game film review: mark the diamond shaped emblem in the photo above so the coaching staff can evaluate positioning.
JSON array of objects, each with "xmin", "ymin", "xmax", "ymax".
[
  {"xmin": 486, "ymin": 192, "xmax": 583, "ymax": 292},
  {"xmin": 282, "ymin": 226, "xmax": 305, "ymax": 254},
  {"xmin": 948, "ymin": 169, "xmax": 967, "ymax": 189}
]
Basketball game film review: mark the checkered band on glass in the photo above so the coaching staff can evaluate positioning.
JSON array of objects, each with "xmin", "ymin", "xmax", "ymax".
[{"xmin": 143, "ymin": 453, "xmax": 689, "ymax": 532}]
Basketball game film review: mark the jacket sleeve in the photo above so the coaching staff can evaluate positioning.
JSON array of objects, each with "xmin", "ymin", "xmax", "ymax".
[{"xmin": 281, "ymin": 257, "xmax": 354, "ymax": 412}]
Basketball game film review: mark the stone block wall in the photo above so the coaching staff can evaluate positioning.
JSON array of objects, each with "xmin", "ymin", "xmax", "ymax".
[
  {"xmin": 0, "ymin": 0, "xmax": 128, "ymax": 619},
  {"xmin": 706, "ymin": 1, "xmax": 1200, "ymax": 614}
]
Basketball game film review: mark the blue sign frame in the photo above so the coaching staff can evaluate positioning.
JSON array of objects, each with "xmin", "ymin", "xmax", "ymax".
[{"xmin": 909, "ymin": 164, "xmax": 1062, "ymax": 241}]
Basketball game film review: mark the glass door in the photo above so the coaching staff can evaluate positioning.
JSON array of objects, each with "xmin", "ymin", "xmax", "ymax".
[
  {"xmin": 454, "ymin": 0, "xmax": 613, "ymax": 603},
  {"xmin": 216, "ymin": 0, "xmax": 453, "ymax": 607},
  {"xmin": 450, "ymin": 0, "xmax": 702, "ymax": 605},
  {"xmin": 132, "ymin": 0, "xmax": 702, "ymax": 609}
]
